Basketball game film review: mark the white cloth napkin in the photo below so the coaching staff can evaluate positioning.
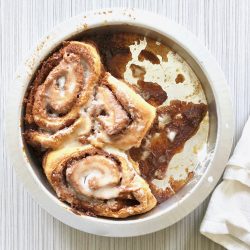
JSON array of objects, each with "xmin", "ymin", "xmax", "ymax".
[{"xmin": 200, "ymin": 117, "xmax": 250, "ymax": 250}]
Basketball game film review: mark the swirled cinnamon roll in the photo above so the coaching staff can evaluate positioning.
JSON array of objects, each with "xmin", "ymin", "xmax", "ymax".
[
  {"xmin": 24, "ymin": 41, "xmax": 102, "ymax": 149},
  {"xmin": 43, "ymin": 145, "xmax": 157, "ymax": 218},
  {"xmin": 87, "ymin": 72, "xmax": 156, "ymax": 150}
]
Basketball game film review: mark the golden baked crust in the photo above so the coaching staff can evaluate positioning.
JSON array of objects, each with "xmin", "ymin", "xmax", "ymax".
[
  {"xmin": 43, "ymin": 145, "xmax": 157, "ymax": 218},
  {"xmin": 87, "ymin": 72, "xmax": 156, "ymax": 150}
]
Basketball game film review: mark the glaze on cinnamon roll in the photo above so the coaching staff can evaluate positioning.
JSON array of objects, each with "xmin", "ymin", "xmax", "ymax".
[
  {"xmin": 24, "ymin": 41, "xmax": 102, "ymax": 149},
  {"xmin": 43, "ymin": 145, "xmax": 157, "ymax": 218},
  {"xmin": 87, "ymin": 72, "xmax": 156, "ymax": 150}
]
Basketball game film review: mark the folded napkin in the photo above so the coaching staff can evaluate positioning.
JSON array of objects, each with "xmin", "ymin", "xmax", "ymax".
[{"xmin": 200, "ymin": 117, "xmax": 250, "ymax": 250}]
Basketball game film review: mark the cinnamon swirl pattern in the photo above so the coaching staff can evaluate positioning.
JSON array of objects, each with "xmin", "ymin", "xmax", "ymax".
[
  {"xmin": 23, "ymin": 35, "xmax": 208, "ymax": 218},
  {"xmin": 24, "ymin": 41, "xmax": 102, "ymax": 149},
  {"xmin": 87, "ymin": 72, "xmax": 156, "ymax": 150},
  {"xmin": 44, "ymin": 145, "xmax": 156, "ymax": 218}
]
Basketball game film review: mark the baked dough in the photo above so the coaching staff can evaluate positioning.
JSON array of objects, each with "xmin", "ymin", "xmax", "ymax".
[
  {"xmin": 43, "ymin": 145, "xmax": 157, "ymax": 218},
  {"xmin": 24, "ymin": 41, "xmax": 102, "ymax": 149},
  {"xmin": 88, "ymin": 72, "xmax": 156, "ymax": 150}
]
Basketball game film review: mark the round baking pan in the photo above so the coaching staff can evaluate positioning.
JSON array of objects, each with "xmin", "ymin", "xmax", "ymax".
[{"xmin": 6, "ymin": 9, "xmax": 234, "ymax": 237}]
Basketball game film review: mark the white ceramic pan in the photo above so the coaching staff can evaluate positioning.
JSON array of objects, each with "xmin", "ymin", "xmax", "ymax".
[{"xmin": 6, "ymin": 9, "xmax": 234, "ymax": 237}]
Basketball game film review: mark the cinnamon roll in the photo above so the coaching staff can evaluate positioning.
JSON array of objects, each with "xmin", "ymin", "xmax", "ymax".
[
  {"xmin": 24, "ymin": 41, "xmax": 102, "ymax": 149},
  {"xmin": 43, "ymin": 145, "xmax": 157, "ymax": 218},
  {"xmin": 87, "ymin": 72, "xmax": 156, "ymax": 150}
]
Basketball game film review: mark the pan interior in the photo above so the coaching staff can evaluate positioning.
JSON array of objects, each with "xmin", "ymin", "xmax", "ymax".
[{"xmin": 21, "ymin": 24, "xmax": 217, "ymax": 221}]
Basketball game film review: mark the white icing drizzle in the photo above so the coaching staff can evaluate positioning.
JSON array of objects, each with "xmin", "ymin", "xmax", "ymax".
[
  {"xmin": 58, "ymin": 112, "xmax": 92, "ymax": 149},
  {"xmin": 104, "ymin": 146, "xmax": 139, "ymax": 176},
  {"xmin": 141, "ymin": 150, "xmax": 150, "ymax": 160},
  {"xmin": 158, "ymin": 114, "xmax": 171, "ymax": 129},
  {"xmin": 167, "ymin": 129, "xmax": 177, "ymax": 142},
  {"xmin": 93, "ymin": 187, "xmax": 120, "ymax": 200},
  {"xmin": 68, "ymin": 82, "xmax": 75, "ymax": 93},
  {"xmin": 67, "ymin": 155, "xmax": 121, "ymax": 200},
  {"xmin": 57, "ymin": 76, "xmax": 66, "ymax": 89},
  {"xmin": 81, "ymin": 59, "xmax": 91, "ymax": 81}
]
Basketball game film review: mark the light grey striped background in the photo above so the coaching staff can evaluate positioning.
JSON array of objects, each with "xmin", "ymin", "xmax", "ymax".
[{"xmin": 1, "ymin": 0, "xmax": 249, "ymax": 249}]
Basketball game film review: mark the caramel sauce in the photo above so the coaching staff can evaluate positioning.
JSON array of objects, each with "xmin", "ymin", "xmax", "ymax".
[
  {"xmin": 129, "ymin": 100, "xmax": 207, "ymax": 202},
  {"xmin": 105, "ymin": 49, "xmax": 132, "ymax": 79},
  {"xmin": 144, "ymin": 39, "xmax": 169, "ymax": 62},
  {"xmin": 130, "ymin": 64, "xmax": 146, "ymax": 79},
  {"xmin": 175, "ymin": 73, "xmax": 185, "ymax": 84},
  {"xmin": 129, "ymin": 64, "xmax": 167, "ymax": 106},
  {"xmin": 149, "ymin": 171, "xmax": 194, "ymax": 203},
  {"xmin": 137, "ymin": 80, "xmax": 167, "ymax": 107},
  {"xmin": 169, "ymin": 172, "xmax": 194, "ymax": 192},
  {"xmin": 84, "ymin": 33, "xmax": 136, "ymax": 79},
  {"xmin": 138, "ymin": 49, "xmax": 160, "ymax": 64}
]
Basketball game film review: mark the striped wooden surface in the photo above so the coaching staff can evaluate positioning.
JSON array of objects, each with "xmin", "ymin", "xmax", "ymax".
[{"xmin": 1, "ymin": 0, "xmax": 249, "ymax": 249}]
